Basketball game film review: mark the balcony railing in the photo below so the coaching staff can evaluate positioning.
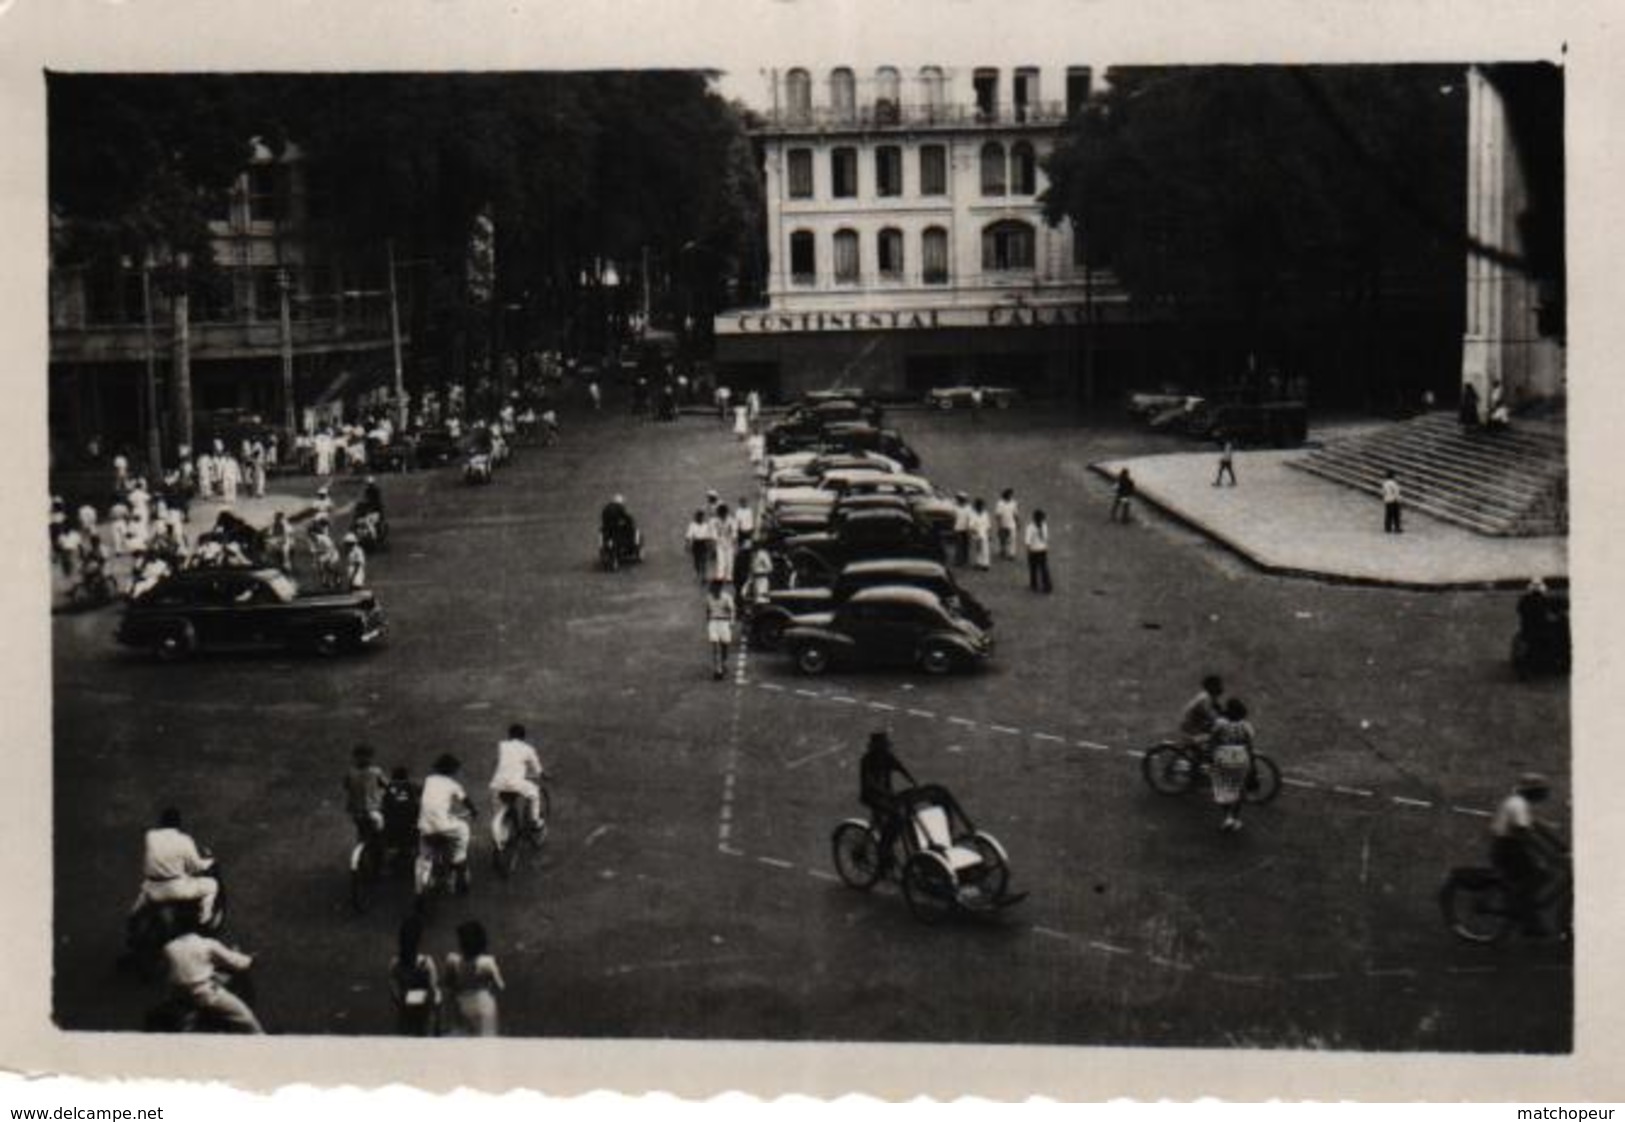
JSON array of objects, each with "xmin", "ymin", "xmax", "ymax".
[{"xmin": 759, "ymin": 99, "xmax": 1071, "ymax": 133}]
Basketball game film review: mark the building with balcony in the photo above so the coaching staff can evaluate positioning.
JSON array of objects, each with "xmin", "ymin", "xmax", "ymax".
[
  {"xmin": 713, "ymin": 63, "xmax": 1128, "ymax": 400},
  {"xmin": 49, "ymin": 140, "xmax": 402, "ymax": 464}
]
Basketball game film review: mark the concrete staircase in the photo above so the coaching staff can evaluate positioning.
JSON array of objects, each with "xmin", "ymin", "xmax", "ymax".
[{"xmin": 1289, "ymin": 412, "xmax": 1567, "ymax": 537}]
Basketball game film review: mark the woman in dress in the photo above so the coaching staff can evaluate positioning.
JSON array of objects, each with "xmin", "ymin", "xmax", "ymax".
[
  {"xmin": 444, "ymin": 920, "xmax": 505, "ymax": 1037},
  {"xmin": 1209, "ymin": 698, "xmax": 1256, "ymax": 833},
  {"xmin": 967, "ymin": 497, "xmax": 993, "ymax": 571},
  {"xmin": 388, "ymin": 914, "xmax": 441, "ymax": 1036}
]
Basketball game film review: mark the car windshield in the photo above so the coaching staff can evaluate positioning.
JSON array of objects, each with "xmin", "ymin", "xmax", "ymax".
[{"xmin": 265, "ymin": 573, "xmax": 299, "ymax": 603}]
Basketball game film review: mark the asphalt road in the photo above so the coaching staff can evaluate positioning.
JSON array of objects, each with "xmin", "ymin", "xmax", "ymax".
[{"xmin": 52, "ymin": 404, "xmax": 1571, "ymax": 1049}]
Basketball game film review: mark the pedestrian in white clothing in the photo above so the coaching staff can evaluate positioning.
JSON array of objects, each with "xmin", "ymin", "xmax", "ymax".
[
  {"xmin": 968, "ymin": 498, "xmax": 993, "ymax": 570},
  {"xmin": 1025, "ymin": 509, "xmax": 1052, "ymax": 593},
  {"xmin": 994, "ymin": 489, "xmax": 1019, "ymax": 560}
]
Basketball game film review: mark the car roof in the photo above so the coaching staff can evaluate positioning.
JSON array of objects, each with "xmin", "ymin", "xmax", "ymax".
[
  {"xmin": 840, "ymin": 507, "xmax": 917, "ymax": 525},
  {"xmin": 846, "ymin": 585, "xmax": 949, "ymax": 608},
  {"xmin": 821, "ymin": 468, "xmax": 897, "ymax": 485},
  {"xmin": 841, "ymin": 558, "xmax": 947, "ymax": 579}
]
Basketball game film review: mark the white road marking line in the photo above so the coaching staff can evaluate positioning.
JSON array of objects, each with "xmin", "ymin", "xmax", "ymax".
[
  {"xmin": 1292, "ymin": 972, "xmax": 1340, "ymax": 982},
  {"xmin": 1119, "ymin": 747, "xmax": 1141, "ymax": 758},
  {"xmin": 1390, "ymin": 796, "xmax": 1434, "ymax": 808},
  {"xmin": 719, "ymin": 805, "xmax": 732, "ymax": 822},
  {"xmin": 1359, "ymin": 834, "xmax": 1371, "ymax": 886},
  {"xmin": 1333, "ymin": 785, "xmax": 1375, "ymax": 798},
  {"xmin": 808, "ymin": 869, "xmax": 840, "ymax": 882},
  {"xmin": 830, "ymin": 695, "xmax": 858, "ymax": 705},
  {"xmin": 990, "ymin": 725, "xmax": 1022, "ymax": 735},
  {"xmin": 1451, "ymin": 806, "xmax": 1493, "ymax": 818},
  {"xmin": 1147, "ymin": 956, "xmax": 1195, "ymax": 972},
  {"xmin": 906, "ymin": 708, "xmax": 936, "ymax": 719},
  {"xmin": 718, "ymin": 823, "xmax": 731, "ymax": 841},
  {"xmin": 1031, "ymin": 926, "xmax": 1071, "ymax": 940},
  {"xmin": 756, "ymin": 856, "xmax": 794, "ymax": 870},
  {"xmin": 784, "ymin": 742, "xmax": 849, "ymax": 770},
  {"xmin": 1282, "ymin": 777, "xmax": 1320, "ymax": 789},
  {"xmin": 869, "ymin": 702, "xmax": 897, "ymax": 712},
  {"xmin": 718, "ymin": 843, "xmax": 743, "ymax": 856},
  {"xmin": 758, "ymin": 682, "xmax": 786, "ymax": 692},
  {"xmin": 1075, "ymin": 741, "xmax": 1111, "ymax": 753},
  {"xmin": 1088, "ymin": 941, "xmax": 1132, "ymax": 956},
  {"xmin": 794, "ymin": 689, "xmax": 821, "ymax": 699},
  {"xmin": 1032, "ymin": 733, "xmax": 1065, "ymax": 743},
  {"xmin": 948, "ymin": 716, "xmax": 978, "ymax": 727}
]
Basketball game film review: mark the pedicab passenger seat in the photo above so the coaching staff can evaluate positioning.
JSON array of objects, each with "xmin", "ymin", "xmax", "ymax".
[{"xmin": 910, "ymin": 801, "xmax": 985, "ymax": 873}]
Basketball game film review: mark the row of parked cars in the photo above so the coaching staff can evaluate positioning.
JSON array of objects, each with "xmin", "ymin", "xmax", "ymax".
[
  {"xmin": 749, "ymin": 394, "xmax": 994, "ymax": 678},
  {"xmin": 1126, "ymin": 387, "xmax": 1309, "ymax": 447}
]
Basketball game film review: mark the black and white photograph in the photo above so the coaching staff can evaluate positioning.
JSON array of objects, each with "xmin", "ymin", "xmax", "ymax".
[{"xmin": 4, "ymin": 0, "xmax": 1620, "ymax": 1105}]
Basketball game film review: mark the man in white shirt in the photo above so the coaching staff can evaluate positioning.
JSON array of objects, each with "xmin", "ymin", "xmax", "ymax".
[
  {"xmin": 417, "ymin": 753, "xmax": 473, "ymax": 877},
  {"xmin": 1490, "ymin": 773, "xmax": 1564, "ymax": 934},
  {"xmin": 1381, "ymin": 470, "xmax": 1403, "ymax": 534},
  {"xmin": 131, "ymin": 808, "xmax": 219, "ymax": 926},
  {"xmin": 490, "ymin": 724, "xmax": 546, "ymax": 830},
  {"xmin": 993, "ymin": 489, "xmax": 1019, "ymax": 560},
  {"xmin": 162, "ymin": 931, "xmax": 262, "ymax": 1033},
  {"xmin": 1024, "ymin": 509, "xmax": 1052, "ymax": 593}
]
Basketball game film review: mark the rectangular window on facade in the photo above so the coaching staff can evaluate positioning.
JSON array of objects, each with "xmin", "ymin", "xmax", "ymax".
[
  {"xmin": 1067, "ymin": 67, "xmax": 1092, "ymax": 118},
  {"xmin": 1014, "ymin": 68, "xmax": 1039, "ymax": 121},
  {"xmin": 919, "ymin": 145, "xmax": 947, "ymax": 196},
  {"xmin": 247, "ymin": 165, "xmax": 287, "ymax": 224},
  {"xmin": 878, "ymin": 229, "xmax": 904, "ymax": 279},
  {"xmin": 833, "ymin": 231, "xmax": 860, "ymax": 283},
  {"xmin": 974, "ymin": 68, "xmax": 999, "ymax": 120},
  {"xmin": 983, "ymin": 223, "xmax": 1036, "ymax": 271},
  {"xmin": 788, "ymin": 149, "xmax": 814, "ymax": 199},
  {"xmin": 252, "ymin": 268, "xmax": 283, "ymax": 320},
  {"xmin": 790, "ymin": 231, "xmax": 817, "ymax": 285},
  {"xmin": 875, "ymin": 146, "xmax": 903, "ymax": 197},
  {"xmin": 922, "ymin": 229, "xmax": 949, "ymax": 284},
  {"xmin": 832, "ymin": 147, "xmax": 858, "ymax": 198}
]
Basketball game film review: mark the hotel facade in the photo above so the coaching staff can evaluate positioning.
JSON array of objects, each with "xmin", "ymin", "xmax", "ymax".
[{"xmin": 713, "ymin": 64, "xmax": 1129, "ymax": 401}]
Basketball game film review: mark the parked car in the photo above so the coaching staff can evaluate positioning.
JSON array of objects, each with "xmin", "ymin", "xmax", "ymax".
[
  {"xmin": 814, "ymin": 422, "xmax": 921, "ymax": 471},
  {"xmin": 780, "ymin": 585, "xmax": 993, "ymax": 676},
  {"xmin": 116, "ymin": 568, "xmax": 387, "ymax": 660},
  {"xmin": 1197, "ymin": 400, "xmax": 1309, "ymax": 447},
  {"xmin": 926, "ymin": 385, "xmax": 1020, "ymax": 410},
  {"xmin": 767, "ymin": 451, "xmax": 906, "ymax": 488},
  {"xmin": 777, "ymin": 508, "xmax": 946, "ymax": 583},
  {"xmin": 765, "ymin": 399, "xmax": 886, "ymax": 454},
  {"xmin": 757, "ymin": 495, "xmax": 921, "ymax": 548},
  {"xmin": 751, "ymin": 558, "xmax": 993, "ymax": 649},
  {"xmin": 1126, "ymin": 389, "xmax": 1195, "ymax": 420}
]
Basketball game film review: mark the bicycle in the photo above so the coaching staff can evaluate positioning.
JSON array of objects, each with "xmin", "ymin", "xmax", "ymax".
[
  {"xmin": 349, "ymin": 819, "xmax": 414, "ymax": 913},
  {"xmin": 490, "ymin": 785, "xmax": 551, "ymax": 878},
  {"xmin": 1140, "ymin": 740, "xmax": 1282, "ymax": 804},
  {"xmin": 1440, "ymin": 853, "xmax": 1572, "ymax": 944}
]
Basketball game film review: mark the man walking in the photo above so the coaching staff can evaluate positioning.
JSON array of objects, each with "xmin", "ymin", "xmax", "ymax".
[
  {"xmin": 1024, "ymin": 509, "xmax": 1052, "ymax": 593},
  {"xmin": 1382, "ymin": 470, "xmax": 1403, "ymax": 534},
  {"xmin": 1214, "ymin": 439, "xmax": 1237, "ymax": 486},
  {"xmin": 994, "ymin": 489, "xmax": 1019, "ymax": 560},
  {"xmin": 705, "ymin": 579, "xmax": 736, "ymax": 680}
]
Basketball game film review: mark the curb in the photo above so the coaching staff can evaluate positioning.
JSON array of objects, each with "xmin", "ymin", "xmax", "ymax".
[{"xmin": 1085, "ymin": 462, "xmax": 1566, "ymax": 593}]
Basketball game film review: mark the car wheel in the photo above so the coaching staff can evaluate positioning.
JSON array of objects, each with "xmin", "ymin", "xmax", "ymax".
[
  {"xmin": 752, "ymin": 612, "xmax": 789, "ymax": 651},
  {"xmin": 313, "ymin": 630, "xmax": 344, "ymax": 658},
  {"xmin": 935, "ymin": 397, "xmax": 954, "ymax": 411},
  {"xmin": 155, "ymin": 623, "xmax": 194, "ymax": 663},
  {"xmin": 920, "ymin": 644, "xmax": 957, "ymax": 676},
  {"xmin": 794, "ymin": 643, "xmax": 831, "ymax": 676}
]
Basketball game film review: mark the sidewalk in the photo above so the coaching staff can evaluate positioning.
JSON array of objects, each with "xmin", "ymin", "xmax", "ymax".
[{"xmin": 1092, "ymin": 449, "xmax": 1567, "ymax": 590}]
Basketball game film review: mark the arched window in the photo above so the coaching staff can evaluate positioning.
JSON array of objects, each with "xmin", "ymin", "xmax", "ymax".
[
  {"xmin": 982, "ymin": 220, "xmax": 1035, "ymax": 271},
  {"xmin": 875, "ymin": 66, "xmax": 901, "ymax": 123},
  {"xmin": 790, "ymin": 230, "xmax": 816, "ymax": 285},
  {"xmin": 918, "ymin": 66, "xmax": 946, "ymax": 120},
  {"xmin": 922, "ymin": 226, "xmax": 949, "ymax": 285},
  {"xmin": 980, "ymin": 141, "xmax": 1007, "ymax": 196},
  {"xmin": 785, "ymin": 69, "xmax": 812, "ymax": 124},
  {"xmin": 877, "ymin": 227, "xmax": 904, "ymax": 280},
  {"xmin": 1011, "ymin": 141, "xmax": 1037, "ymax": 195},
  {"xmin": 830, "ymin": 68, "xmax": 856, "ymax": 122},
  {"xmin": 833, "ymin": 229, "xmax": 860, "ymax": 283}
]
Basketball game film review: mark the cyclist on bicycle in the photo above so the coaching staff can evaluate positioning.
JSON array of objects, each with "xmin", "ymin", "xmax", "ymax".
[
  {"xmin": 490, "ymin": 724, "xmax": 547, "ymax": 833},
  {"xmin": 381, "ymin": 766, "xmax": 421, "ymax": 858},
  {"xmin": 343, "ymin": 744, "xmax": 387, "ymax": 843},
  {"xmin": 1178, "ymin": 674, "xmax": 1225, "ymax": 759},
  {"xmin": 418, "ymin": 753, "xmax": 474, "ymax": 888},
  {"xmin": 1490, "ymin": 772, "xmax": 1566, "ymax": 934},
  {"xmin": 860, "ymin": 731, "xmax": 916, "ymax": 862}
]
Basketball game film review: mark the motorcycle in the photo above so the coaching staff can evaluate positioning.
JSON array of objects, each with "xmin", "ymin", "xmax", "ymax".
[
  {"xmin": 122, "ymin": 861, "xmax": 228, "ymax": 980},
  {"xmin": 464, "ymin": 452, "xmax": 494, "ymax": 485},
  {"xmin": 352, "ymin": 508, "xmax": 390, "ymax": 551}
]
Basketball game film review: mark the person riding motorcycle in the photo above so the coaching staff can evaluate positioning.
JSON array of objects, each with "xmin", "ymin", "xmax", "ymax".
[
  {"xmin": 417, "ymin": 753, "xmax": 474, "ymax": 893},
  {"xmin": 343, "ymin": 744, "xmax": 387, "ymax": 844},
  {"xmin": 1490, "ymin": 772, "xmax": 1566, "ymax": 934},
  {"xmin": 600, "ymin": 495, "xmax": 639, "ymax": 562},
  {"xmin": 859, "ymin": 731, "xmax": 917, "ymax": 863},
  {"xmin": 489, "ymin": 723, "xmax": 547, "ymax": 834},
  {"xmin": 130, "ymin": 808, "xmax": 220, "ymax": 930}
]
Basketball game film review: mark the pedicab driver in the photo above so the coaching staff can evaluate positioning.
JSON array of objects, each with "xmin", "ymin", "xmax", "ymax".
[
  {"xmin": 490, "ymin": 723, "xmax": 547, "ymax": 831},
  {"xmin": 860, "ymin": 731, "xmax": 917, "ymax": 860},
  {"xmin": 418, "ymin": 753, "xmax": 474, "ymax": 881}
]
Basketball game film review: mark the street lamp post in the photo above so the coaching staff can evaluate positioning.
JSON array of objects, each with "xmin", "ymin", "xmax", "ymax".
[
  {"xmin": 278, "ymin": 266, "xmax": 297, "ymax": 452},
  {"xmin": 136, "ymin": 251, "xmax": 163, "ymax": 475},
  {"xmin": 170, "ymin": 251, "xmax": 194, "ymax": 458},
  {"xmin": 387, "ymin": 240, "xmax": 406, "ymax": 431}
]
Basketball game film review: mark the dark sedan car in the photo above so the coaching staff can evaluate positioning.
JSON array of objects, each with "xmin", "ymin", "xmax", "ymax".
[
  {"xmin": 779, "ymin": 585, "xmax": 992, "ymax": 676},
  {"xmin": 750, "ymin": 558, "xmax": 993, "ymax": 648},
  {"xmin": 777, "ymin": 508, "xmax": 946, "ymax": 583},
  {"xmin": 815, "ymin": 423, "xmax": 920, "ymax": 471},
  {"xmin": 116, "ymin": 567, "xmax": 386, "ymax": 660}
]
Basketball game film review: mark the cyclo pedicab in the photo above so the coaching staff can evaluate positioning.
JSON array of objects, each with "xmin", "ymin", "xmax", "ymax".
[{"xmin": 831, "ymin": 783, "xmax": 1025, "ymax": 923}]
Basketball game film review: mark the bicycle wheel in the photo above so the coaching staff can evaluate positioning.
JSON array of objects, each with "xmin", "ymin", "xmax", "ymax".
[
  {"xmin": 901, "ymin": 853, "xmax": 957, "ymax": 924},
  {"xmin": 491, "ymin": 809, "xmax": 519, "ymax": 878},
  {"xmin": 1243, "ymin": 754, "xmax": 1283, "ymax": 805},
  {"xmin": 1440, "ymin": 872, "xmax": 1514, "ymax": 944},
  {"xmin": 1141, "ymin": 744, "xmax": 1196, "ymax": 796},
  {"xmin": 965, "ymin": 834, "xmax": 1010, "ymax": 904},
  {"xmin": 831, "ymin": 821, "xmax": 884, "ymax": 890},
  {"xmin": 349, "ymin": 840, "xmax": 380, "ymax": 913}
]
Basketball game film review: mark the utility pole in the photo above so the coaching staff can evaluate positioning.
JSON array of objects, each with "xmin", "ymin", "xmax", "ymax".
[
  {"xmin": 171, "ymin": 252, "xmax": 194, "ymax": 457},
  {"xmin": 640, "ymin": 244, "xmax": 651, "ymax": 340},
  {"xmin": 387, "ymin": 239, "xmax": 406, "ymax": 430},
  {"xmin": 278, "ymin": 267, "xmax": 296, "ymax": 452},
  {"xmin": 140, "ymin": 252, "xmax": 162, "ymax": 475}
]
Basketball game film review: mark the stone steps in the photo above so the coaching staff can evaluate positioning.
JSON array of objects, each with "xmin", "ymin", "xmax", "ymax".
[{"xmin": 1290, "ymin": 413, "xmax": 1567, "ymax": 537}]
